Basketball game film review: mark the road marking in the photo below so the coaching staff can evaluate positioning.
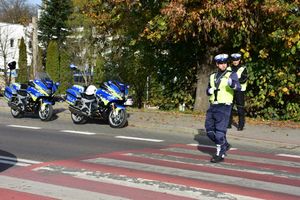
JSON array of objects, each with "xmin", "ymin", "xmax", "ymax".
[
  {"xmin": 60, "ymin": 130, "xmax": 96, "ymax": 135},
  {"xmin": 0, "ymin": 156, "xmax": 42, "ymax": 167},
  {"xmin": 277, "ymin": 154, "xmax": 300, "ymax": 159},
  {"xmin": 85, "ymin": 157, "xmax": 300, "ymax": 197},
  {"xmin": 115, "ymin": 136, "xmax": 164, "ymax": 142},
  {"xmin": 7, "ymin": 125, "xmax": 41, "ymax": 130},
  {"xmin": 0, "ymin": 175, "xmax": 129, "ymax": 200},
  {"xmin": 35, "ymin": 165, "xmax": 259, "ymax": 200},
  {"xmin": 188, "ymin": 143, "xmax": 238, "ymax": 150}
]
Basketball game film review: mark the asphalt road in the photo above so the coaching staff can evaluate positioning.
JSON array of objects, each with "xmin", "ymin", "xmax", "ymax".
[{"xmin": 0, "ymin": 107, "xmax": 299, "ymax": 199}]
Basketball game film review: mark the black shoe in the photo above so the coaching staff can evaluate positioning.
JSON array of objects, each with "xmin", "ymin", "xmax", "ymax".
[
  {"xmin": 226, "ymin": 143, "xmax": 232, "ymax": 151},
  {"xmin": 210, "ymin": 154, "xmax": 224, "ymax": 163},
  {"xmin": 237, "ymin": 127, "xmax": 244, "ymax": 131}
]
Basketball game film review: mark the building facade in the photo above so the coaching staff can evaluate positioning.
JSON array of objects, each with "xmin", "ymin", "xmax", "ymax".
[{"xmin": 0, "ymin": 22, "xmax": 33, "ymax": 74}]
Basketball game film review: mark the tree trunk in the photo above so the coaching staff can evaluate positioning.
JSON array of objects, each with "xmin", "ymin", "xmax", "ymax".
[{"xmin": 193, "ymin": 52, "xmax": 214, "ymax": 113}]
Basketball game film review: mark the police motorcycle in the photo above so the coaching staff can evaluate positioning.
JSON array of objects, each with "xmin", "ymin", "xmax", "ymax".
[
  {"xmin": 65, "ymin": 80, "xmax": 131, "ymax": 128},
  {"xmin": 4, "ymin": 67, "xmax": 60, "ymax": 121}
]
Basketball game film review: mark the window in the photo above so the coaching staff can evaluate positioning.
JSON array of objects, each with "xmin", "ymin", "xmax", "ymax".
[
  {"xmin": 29, "ymin": 41, "xmax": 32, "ymax": 48},
  {"xmin": 10, "ymin": 39, "xmax": 14, "ymax": 47}
]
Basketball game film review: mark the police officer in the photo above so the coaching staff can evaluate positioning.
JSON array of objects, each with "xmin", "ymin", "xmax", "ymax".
[
  {"xmin": 227, "ymin": 53, "xmax": 248, "ymax": 131},
  {"xmin": 205, "ymin": 53, "xmax": 241, "ymax": 163}
]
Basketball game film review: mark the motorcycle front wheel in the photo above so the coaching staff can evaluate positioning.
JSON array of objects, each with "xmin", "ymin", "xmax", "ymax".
[
  {"xmin": 108, "ymin": 109, "xmax": 127, "ymax": 128},
  {"xmin": 71, "ymin": 113, "xmax": 87, "ymax": 124},
  {"xmin": 11, "ymin": 107, "xmax": 23, "ymax": 118},
  {"xmin": 39, "ymin": 104, "xmax": 53, "ymax": 121}
]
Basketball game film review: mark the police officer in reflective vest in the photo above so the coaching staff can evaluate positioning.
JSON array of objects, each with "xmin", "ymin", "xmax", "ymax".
[
  {"xmin": 205, "ymin": 54, "xmax": 241, "ymax": 163},
  {"xmin": 227, "ymin": 53, "xmax": 248, "ymax": 131}
]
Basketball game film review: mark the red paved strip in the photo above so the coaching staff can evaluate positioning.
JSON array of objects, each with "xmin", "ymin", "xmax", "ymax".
[
  {"xmin": 5, "ymin": 169, "xmax": 194, "ymax": 200},
  {"xmin": 171, "ymin": 144, "xmax": 300, "ymax": 163},
  {"xmin": 166, "ymin": 144, "xmax": 300, "ymax": 173},
  {"xmin": 8, "ymin": 158, "xmax": 299, "ymax": 200},
  {"xmin": 104, "ymin": 152, "xmax": 300, "ymax": 187},
  {"xmin": 0, "ymin": 188, "xmax": 56, "ymax": 200},
  {"xmin": 140, "ymin": 148, "xmax": 300, "ymax": 176}
]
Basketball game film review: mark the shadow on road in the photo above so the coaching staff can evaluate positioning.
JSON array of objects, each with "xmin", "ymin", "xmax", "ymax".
[
  {"xmin": 88, "ymin": 118, "xmax": 129, "ymax": 128},
  {"xmin": 53, "ymin": 107, "xmax": 67, "ymax": 115},
  {"xmin": 194, "ymin": 130, "xmax": 215, "ymax": 156},
  {"xmin": 0, "ymin": 150, "xmax": 17, "ymax": 172},
  {"xmin": 9, "ymin": 107, "xmax": 67, "ymax": 122}
]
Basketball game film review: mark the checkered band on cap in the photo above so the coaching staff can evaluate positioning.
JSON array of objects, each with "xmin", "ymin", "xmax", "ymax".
[
  {"xmin": 231, "ymin": 53, "xmax": 241, "ymax": 60},
  {"xmin": 214, "ymin": 54, "xmax": 229, "ymax": 63}
]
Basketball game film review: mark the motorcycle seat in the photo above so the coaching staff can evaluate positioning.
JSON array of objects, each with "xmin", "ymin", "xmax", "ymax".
[
  {"xmin": 81, "ymin": 93, "xmax": 96, "ymax": 100},
  {"xmin": 20, "ymin": 83, "xmax": 28, "ymax": 89},
  {"xmin": 17, "ymin": 89, "xmax": 27, "ymax": 96}
]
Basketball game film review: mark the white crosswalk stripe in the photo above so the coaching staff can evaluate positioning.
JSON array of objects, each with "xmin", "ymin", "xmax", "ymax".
[{"xmin": 0, "ymin": 144, "xmax": 299, "ymax": 200}]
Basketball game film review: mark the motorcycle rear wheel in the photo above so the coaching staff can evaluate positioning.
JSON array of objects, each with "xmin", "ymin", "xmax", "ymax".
[
  {"xmin": 71, "ymin": 113, "xmax": 87, "ymax": 124},
  {"xmin": 108, "ymin": 109, "xmax": 127, "ymax": 128},
  {"xmin": 39, "ymin": 104, "xmax": 53, "ymax": 121},
  {"xmin": 10, "ymin": 98, "xmax": 24, "ymax": 118}
]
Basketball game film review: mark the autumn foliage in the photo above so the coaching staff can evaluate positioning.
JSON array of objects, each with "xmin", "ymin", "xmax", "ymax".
[{"xmin": 75, "ymin": 0, "xmax": 299, "ymax": 120}]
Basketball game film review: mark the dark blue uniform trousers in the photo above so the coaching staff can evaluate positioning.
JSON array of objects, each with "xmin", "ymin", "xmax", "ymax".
[{"xmin": 205, "ymin": 104, "xmax": 232, "ymax": 156}]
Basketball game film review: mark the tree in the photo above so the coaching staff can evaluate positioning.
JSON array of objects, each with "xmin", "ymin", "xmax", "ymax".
[
  {"xmin": 16, "ymin": 37, "xmax": 28, "ymax": 82},
  {"xmin": 58, "ymin": 49, "xmax": 72, "ymax": 93},
  {"xmin": 81, "ymin": 0, "xmax": 162, "ymax": 108},
  {"xmin": 66, "ymin": 0, "xmax": 96, "ymax": 86},
  {"xmin": 74, "ymin": 1, "xmax": 300, "ymax": 119},
  {"xmin": 36, "ymin": 46, "xmax": 44, "ymax": 72},
  {"xmin": 45, "ymin": 40, "xmax": 59, "ymax": 82},
  {"xmin": 141, "ymin": 0, "xmax": 255, "ymax": 112},
  {"xmin": 39, "ymin": 0, "xmax": 73, "ymax": 86},
  {"xmin": 142, "ymin": 0, "xmax": 299, "ymax": 119},
  {"xmin": 93, "ymin": 55, "xmax": 105, "ymax": 84},
  {"xmin": 38, "ymin": 0, "xmax": 72, "ymax": 48},
  {"xmin": 0, "ymin": 0, "xmax": 36, "ymax": 25},
  {"xmin": 244, "ymin": 1, "xmax": 300, "ymax": 120}
]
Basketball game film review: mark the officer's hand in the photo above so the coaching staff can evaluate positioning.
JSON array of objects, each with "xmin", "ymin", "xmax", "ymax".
[{"xmin": 208, "ymin": 87, "xmax": 215, "ymax": 95}]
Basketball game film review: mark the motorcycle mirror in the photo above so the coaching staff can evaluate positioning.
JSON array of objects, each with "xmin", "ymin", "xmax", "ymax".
[
  {"xmin": 8, "ymin": 61, "xmax": 16, "ymax": 70},
  {"xmin": 70, "ymin": 64, "xmax": 77, "ymax": 70}
]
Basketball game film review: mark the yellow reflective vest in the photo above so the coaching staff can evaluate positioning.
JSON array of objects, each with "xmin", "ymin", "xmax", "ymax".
[{"xmin": 209, "ymin": 71, "xmax": 234, "ymax": 104}]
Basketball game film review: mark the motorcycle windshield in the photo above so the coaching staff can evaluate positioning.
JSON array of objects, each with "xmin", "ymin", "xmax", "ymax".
[
  {"xmin": 35, "ymin": 72, "xmax": 53, "ymax": 89},
  {"xmin": 104, "ymin": 80, "xmax": 126, "ymax": 100}
]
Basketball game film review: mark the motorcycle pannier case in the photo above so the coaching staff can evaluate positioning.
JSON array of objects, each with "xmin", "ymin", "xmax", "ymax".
[
  {"xmin": 4, "ymin": 83, "xmax": 20, "ymax": 101},
  {"xmin": 66, "ymin": 85, "xmax": 84, "ymax": 105}
]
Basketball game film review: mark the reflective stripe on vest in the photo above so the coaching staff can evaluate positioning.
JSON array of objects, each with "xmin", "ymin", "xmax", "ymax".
[{"xmin": 209, "ymin": 71, "xmax": 234, "ymax": 104}]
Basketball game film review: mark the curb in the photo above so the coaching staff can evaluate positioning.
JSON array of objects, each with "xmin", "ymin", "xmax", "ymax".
[{"xmin": 1, "ymin": 97, "xmax": 299, "ymax": 149}]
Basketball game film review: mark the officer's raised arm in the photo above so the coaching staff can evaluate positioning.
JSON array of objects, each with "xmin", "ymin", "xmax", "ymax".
[{"xmin": 228, "ymin": 72, "xmax": 241, "ymax": 91}]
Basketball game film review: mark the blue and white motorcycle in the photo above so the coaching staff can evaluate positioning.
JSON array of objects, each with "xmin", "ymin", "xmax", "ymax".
[
  {"xmin": 4, "ymin": 72, "xmax": 60, "ymax": 121},
  {"xmin": 65, "ymin": 80, "xmax": 132, "ymax": 128}
]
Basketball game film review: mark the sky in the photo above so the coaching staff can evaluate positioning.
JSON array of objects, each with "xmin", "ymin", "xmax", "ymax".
[{"xmin": 28, "ymin": 0, "xmax": 42, "ymax": 6}]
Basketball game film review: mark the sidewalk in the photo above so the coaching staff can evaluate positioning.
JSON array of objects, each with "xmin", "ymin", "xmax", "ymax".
[
  {"xmin": 127, "ymin": 109, "xmax": 300, "ymax": 147},
  {"xmin": 1, "ymin": 97, "xmax": 299, "ymax": 147}
]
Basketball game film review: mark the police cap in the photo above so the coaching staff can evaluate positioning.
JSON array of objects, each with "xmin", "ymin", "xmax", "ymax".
[
  {"xmin": 214, "ymin": 54, "xmax": 229, "ymax": 63},
  {"xmin": 231, "ymin": 53, "xmax": 242, "ymax": 61}
]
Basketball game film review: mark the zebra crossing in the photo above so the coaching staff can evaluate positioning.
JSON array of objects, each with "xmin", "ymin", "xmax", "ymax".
[{"xmin": 1, "ymin": 143, "xmax": 299, "ymax": 200}]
